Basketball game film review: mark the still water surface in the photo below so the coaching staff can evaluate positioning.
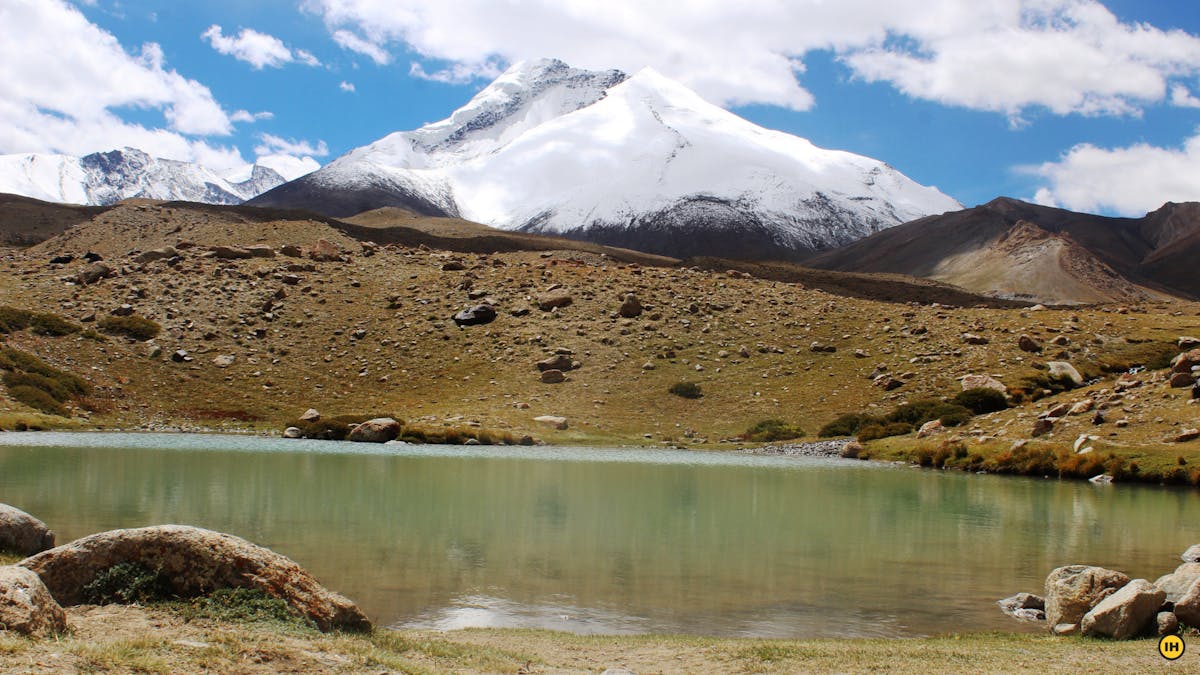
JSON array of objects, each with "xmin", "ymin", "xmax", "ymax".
[{"xmin": 1, "ymin": 432, "xmax": 1197, "ymax": 638}]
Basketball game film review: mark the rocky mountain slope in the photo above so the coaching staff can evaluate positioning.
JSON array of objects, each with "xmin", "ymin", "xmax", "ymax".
[
  {"xmin": 0, "ymin": 148, "xmax": 287, "ymax": 206},
  {"xmin": 806, "ymin": 197, "xmax": 1200, "ymax": 304},
  {"xmin": 249, "ymin": 58, "xmax": 960, "ymax": 260}
]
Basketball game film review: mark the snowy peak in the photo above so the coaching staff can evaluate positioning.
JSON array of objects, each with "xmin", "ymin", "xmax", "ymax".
[
  {"xmin": 0, "ymin": 148, "xmax": 287, "ymax": 206},
  {"xmin": 252, "ymin": 59, "xmax": 962, "ymax": 260}
]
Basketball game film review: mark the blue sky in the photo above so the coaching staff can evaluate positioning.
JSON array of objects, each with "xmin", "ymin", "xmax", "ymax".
[{"xmin": 3, "ymin": 0, "xmax": 1200, "ymax": 215}]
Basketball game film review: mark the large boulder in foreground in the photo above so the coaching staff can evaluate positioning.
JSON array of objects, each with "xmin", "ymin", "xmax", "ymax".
[
  {"xmin": 19, "ymin": 525, "xmax": 369, "ymax": 632},
  {"xmin": 1080, "ymin": 578, "xmax": 1164, "ymax": 639},
  {"xmin": 0, "ymin": 565, "xmax": 67, "ymax": 636},
  {"xmin": 1044, "ymin": 565, "xmax": 1130, "ymax": 629},
  {"xmin": 1177, "ymin": 575, "xmax": 1200, "ymax": 628},
  {"xmin": 0, "ymin": 503, "xmax": 56, "ymax": 556}
]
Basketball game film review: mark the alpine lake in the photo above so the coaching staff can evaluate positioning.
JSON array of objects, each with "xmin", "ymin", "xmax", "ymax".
[{"xmin": 1, "ymin": 432, "xmax": 1197, "ymax": 638}]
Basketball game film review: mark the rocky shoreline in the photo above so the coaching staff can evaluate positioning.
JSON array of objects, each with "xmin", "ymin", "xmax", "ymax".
[{"xmin": 743, "ymin": 439, "xmax": 850, "ymax": 458}]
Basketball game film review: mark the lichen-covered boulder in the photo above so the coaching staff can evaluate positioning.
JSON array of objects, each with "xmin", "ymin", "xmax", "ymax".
[
  {"xmin": 1080, "ymin": 579, "xmax": 1164, "ymax": 639},
  {"xmin": 0, "ymin": 504, "xmax": 56, "ymax": 556},
  {"xmin": 0, "ymin": 566, "xmax": 67, "ymax": 637},
  {"xmin": 1044, "ymin": 565, "xmax": 1130, "ymax": 629},
  {"xmin": 19, "ymin": 525, "xmax": 369, "ymax": 632}
]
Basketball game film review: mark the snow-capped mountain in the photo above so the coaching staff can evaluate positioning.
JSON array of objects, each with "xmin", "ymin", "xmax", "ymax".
[
  {"xmin": 0, "ymin": 148, "xmax": 287, "ymax": 206},
  {"xmin": 250, "ymin": 58, "xmax": 962, "ymax": 259}
]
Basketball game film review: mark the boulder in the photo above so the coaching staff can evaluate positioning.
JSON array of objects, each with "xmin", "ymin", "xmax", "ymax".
[
  {"xmin": 1044, "ymin": 565, "xmax": 1130, "ymax": 628},
  {"xmin": 1183, "ymin": 544, "xmax": 1200, "ymax": 563},
  {"xmin": 1169, "ymin": 372, "xmax": 1196, "ymax": 388},
  {"xmin": 0, "ymin": 566, "xmax": 67, "ymax": 637},
  {"xmin": 961, "ymin": 374, "xmax": 1006, "ymax": 393},
  {"xmin": 1031, "ymin": 418, "xmax": 1054, "ymax": 437},
  {"xmin": 997, "ymin": 592, "xmax": 1045, "ymax": 622},
  {"xmin": 1047, "ymin": 361, "xmax": 1084, "ymax": 386},
  {"xmin": 1176, "ymin": 575, "xmax": 1200, "ymax": 627},
  {"xmin": 536, "ymin": 291, "xmax": 574, "ymax": 311},
  {"xmin": 77, "ymin": 261, "xmax": 114, "ymax": 285},
  {"xmin": 1172, "ymin": 348, "xmax": 1200, "ymax": 374},
  {"xmin": 1018, "ymin": 335, "xmax": 1043, "ymax": 352},
  {"xmin": 0, "ymin": 504, "xmax": 56, "ymax": 556},
  {"xmin": 244, "ymin": 245, "xmax": 275, "ymax": 258},
  {"xmin": 916, "ymin": 420, "xmax": 944, "ymax": 439},
  {"xmin": 1051, "ymin": 623, "xmax": 1079, "ymax": 635},
  {"xmin": 961, "ymin": 333, "xmax": 989, "ymax": 345},
  {"xmin": 534, "ymin": 415, "xmax": 568, "ymax": 430},
  {"xmin": 540, "ymin": 369, "xmax": 566, "ymax": 384},
  {"xmin": 299, "ymin": 408, "xmax": 321, "ymax": 422},
  {"xmin": 617, "ymin": 294, "xmax": 643, "ymax": 318},
  {"xmin": 1080, "ymin": 579, "xmax": 1164, "ymax": 640},
  {"xmin": 283, "ymin": 427, "xmax": 302, "ymax": 439},
  {"xmin": 1180, "ymin": 336, "xmax": 1200, "ymax": 350},
  {"xmin": 280, "ymin": 244, "xmax": 304, "ymax": 257},
  {"xmin": 1155, "ymin": 563, "xmax": 1200, "ymax": 604},
  {"xmin": 134, "ymin": 246, "xmax": 178, "ymax": 263},
  {"xmin": 453, "ymin": 304, "xmax": 497, "ymax": 327},
  {"xmin": 212, "ymin": 354, "xmax": 236, "ymax": 368},
  {"xmin": 536, "ymin": 354, "xmax": 576, "ymax": 372},
  {"xmin": 1174, "ymin": 429, "xmax": 1200, "ymax": 443},
  {"xmin": 19, "ymin": 525, "xmax": 369, "ymax": 631},
  {"xmin": 309, "ymin": 239, "xmax": 342, "ymax": 262},
  {"xmin": 347, "ymin": 418, "xmax": 400, "ymax": 443},
  {"xmin": 1158, "ymin": 611, "xmax": 1179, "ymax": 636}
]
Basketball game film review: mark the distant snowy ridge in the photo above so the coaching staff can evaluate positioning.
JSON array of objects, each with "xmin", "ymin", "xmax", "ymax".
[
  {"xmin": 252, "ymin": 58, "xmax": 963, "ymax": 259},
  {"xmin": 0, "ymin": 148, "xmax": 288, "ymax": 206}
]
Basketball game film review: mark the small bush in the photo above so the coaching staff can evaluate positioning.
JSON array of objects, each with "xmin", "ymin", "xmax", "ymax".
[
  {"xmin": 819, "ymin": 412, "xmax": 883, "ymax": 437},
  {"xmin": 0, "ymin": 347, "xmax": 89, "ymax": 394},
  {"xmin": 885, "ymin": 399, "xmax": 972, "ymax": 428},
  {"xmin": 97, "ymin": 315, "xmax": 161, "ymax": 341},
  {"xmin": 7, "ymin": 385, "xmax": 64, "ymax": 415},
  {"xmin": 0, "ymin": 307, "xmax": 80, "ymax": 336},
  {"xmin": 179, "ymin": 587, "xmax": 312, "ymax": 629},
  {"xmin": 3, "ymin": 371, "xmax": 74, "ymax": 402},
  {"xmin": 81, "ymin": 562, "xmax": 174, "ymax": 605},
  {"xmin": 743, "ymin": 419, "xmax": 804, "ymax": 442},
  {"xmin": 953, "ymin": 388, "xmax": 1009, "ymax": 414},
  {"xmin": 668, "ymin": 381, "xmax": 703, "ymax": 399},
  {"xmin": 857, "ymin": 422, "xmax": 913, "ymax": 442}
]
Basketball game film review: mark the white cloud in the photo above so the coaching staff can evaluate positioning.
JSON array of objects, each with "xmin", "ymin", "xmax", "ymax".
[
  {"xmin": 1029, "ymin": 132, "xmax": 1200, "ymax": 215},
  {"xmin": 202, "ymin": 24, "xmax": 321, "ymax": 69},
  {"xmin": 1170, "ymin": 84, "xmax": 1200, "ymax": 109},
  {"xmin": 231, "ymin": 110, "xmax": 275, "ymax": 123},
  {"xmin": 0, "ymin": 0, "xmax": 235, "ymax": 160},
  {"xmin": 410, "ymin": 60, "xmax": 502, "ymax": 84},
  {"xmin": 331, "ymin": 29, "xmax": 392, "ymax": 65},
  {"xmin": 305, "ymin": 0, "xmax": 1200, "ymax": 116},
  {"xmin": 255, "ymin": 154, "xmax": 322, "ymax": 181},
  {"xmin": 254, "ymin": 134, "xmax": 329, "ymax": 158},
  {"xmin": 339, "ymin": 81, "xmax": 356, "ymax": 92}
]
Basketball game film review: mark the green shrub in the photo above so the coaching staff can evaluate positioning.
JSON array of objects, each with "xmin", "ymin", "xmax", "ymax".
[
  {"xmin": 97, "ymin": 315, "xmax": 161, "ymax": 341},
  {"xmin": 857, "ymin": 422, "xmax": 913, "ymax": 442},
  {"xmin": 885, "ymin": 399, "xmax": 972, "ymax": 428},
  {"xmin": 743, "ymin": 419, "xmax": 804, "ymax": 442},
  {"xmin": 179, "ymin": 587, "xmax": 312, "ymax": 629},
  {"xmin": 0, "ymin": 347, "xmax": 89, "ymax": 392},
  {"xmin": 953, "ymin": 388, "xmax": 1009, "ymax": 414},
  {"xmin": 0, "ymin": 307, "xmax": 80, "ymax": 336},
  {"xmin": 81, "ymin": 562, "xmax": 174, "ymax": 605},
  {"xmin": 668, "ymin": 381, "xmax": 703, "ymax": 399},
  {"xmin": 7, "ymin": 385, "xmax": 64, "ymax": 415},
  {"xmin": 818, "ymin": 412, "xmax": 882, "ymax": 437}
]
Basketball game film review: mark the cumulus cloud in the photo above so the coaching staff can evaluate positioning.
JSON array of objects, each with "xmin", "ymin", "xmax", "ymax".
[
  {"xmin": 231, "ymin": 110, "xmax": 275, "ymax": 123},
  {"xmin": 304, "ymin": 0, "xmax": 1200, "ymax": 116},
  {"xmin": 339, "ymin": 80, "xmax": 356, "ymax": 92},
  {"xmin": 203, "ymin": 24, "xmax": 321, "ymax": 69},
  {"xmin": 1170, "ymin": 85, "xmax": 1200, "ymax": 109},
  {"xmin": 255, "ymin": 134, "xmax": 329, "ymax": 158},
  {"xmin": 1029, "ymin": 132, "xmax": 1200, "ymax": 215},
  {"xmin": 0, "ymin": 0, "xmax": 235, "ymax": 161}
]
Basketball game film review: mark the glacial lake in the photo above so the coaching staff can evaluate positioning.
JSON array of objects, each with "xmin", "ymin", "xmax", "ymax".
[{"xmin": 1, "ymin": 432, "xmax": 1197, "ymax": 638}]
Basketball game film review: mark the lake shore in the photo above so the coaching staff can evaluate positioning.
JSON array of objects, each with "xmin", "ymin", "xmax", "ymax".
[{"xmin": 0, "ymin": 603, "xmax": 1185, "ymax": 674}]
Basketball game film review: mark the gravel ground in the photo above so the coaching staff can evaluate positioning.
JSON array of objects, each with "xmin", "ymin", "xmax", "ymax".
[{"xmin": 743, "ymin": 439, "xmax": 849, "ymax": 458}]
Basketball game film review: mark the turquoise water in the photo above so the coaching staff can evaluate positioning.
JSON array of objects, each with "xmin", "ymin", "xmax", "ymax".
[{"xmin": 1, "ymin": 432, "xmax": 1196, "ymax": 638}]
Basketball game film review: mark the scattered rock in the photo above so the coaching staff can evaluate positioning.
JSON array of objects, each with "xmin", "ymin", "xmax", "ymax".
[
  {"xmin": 810, "ymin": 342, "xmax": 837, "ymax": 353},
  {"xmin": 49, "ymin": 254, "xmax": 75, "ymax": 265},
  {"xmin": 280, "ymin": 244, "xmax": 304, "ymax": 257},
  {"xmin": 536, "ymin": 291, "xmax": 574, "ymax": 311},
  {"xmin": 533, "ymin": 415, "xmax": 568, "ymax": 430},
  {"xmin": 452, "ymin": 304, "xmax": 497, "ymax": 327},
  {"xmin": 440, "ymin": 260, "xmax": 466, "ymax": 271},
  {"xmin": 961, "ymin": 374, "xmax": 1006, "ymax": 393},
  {"xmin": 1032, "ymin": 418, "xmax": 1054, "ymax": 437},
  {"xmin": 1173, "ymin": 428, "xmax": 1200, "ymax": 443},
  {"xmin": 299, "ymin": 409, "xmax": 321, "ymax": 422},
  {"xmin": 1169, "ymin": 372, "xmax": 1196, "ymax": 388},
  {"xmin": 1043, "ymin": 565, "xmax": 1130, "ymax": 628},
  {"xmin": 1046, "ymin": 361, "xmax": 1083, "ymax": 386},
  {"xmin": 244, "ymin": 245, "xmax": 275, "ymax": 258},
  {"xmin": 536, "ymin": 354, "xmax": 576, "ymax": 372},
  {"xmin": 1154, "ymin": 562, "xmax": 1200, "ymax": 604},
  {"xmin": 347, "ymin": 418, "xmax": 401, "ymax": 443},
  {"xmin": 171, "ymin": 350, "xmax": 190, "ymax": 363},
  {"xmin": 19, "ymin": 525, "xmax": 370, "ymax": 631},
  {"xmin": 1080, "ymin": 579, "xmax": 1165, "ymax": 640},
  {"xmin": 1050, "ymin": 335, "xmax": 1071, "ymax": 347},
  {"xmin": 962, "ymin": 333, "xmax": 989, "ymax": 345},
  {"xmin": 111, "ymin": 304, "xmax": 134, "ymax": 317},
  {"xmin": 0, "ymin": 566, "xmax": 67, "ymax": 637},
  {"xmin": 283, "ymin": 427, "xmax": 302, "ymax": 439},
  {"xmin": 211, "ymin": 245, "xmax": 253, "ymax": 260},
  {"xmin": 77, "ymin": 261, "xmax": 114, "ymax": 285},
  {"xmin": 1068, "ymin": 399, "xmax": 1094, "ymax": 415},
  {"xmin": 0, "ymin": 504, "xmax": 56, "ymax": 556},
  {"xmin": 540, "ymin": 369, "xmax": 566, "ymax": 384},
  {"xmin": 212, "ymin": 354, "xmax": 236, "ymax": 368},
  {"xmin": 916, "ymin": 420, "xmax": 944, "ymax": 439},
  {"xmin": 1051, "ymin": 623, "xmax": 1079, "ymax": 636},
  {"xmin": 1158, "ymin": 611, "xmax": 1179, "ymax": 636},
  {"xmin": 617, "ymin": 294, "xmax": 643, "ymax": 318},
  {"xmin": 1018, "ymin": 335, "xmax": 1043, "ymax": 352}
]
